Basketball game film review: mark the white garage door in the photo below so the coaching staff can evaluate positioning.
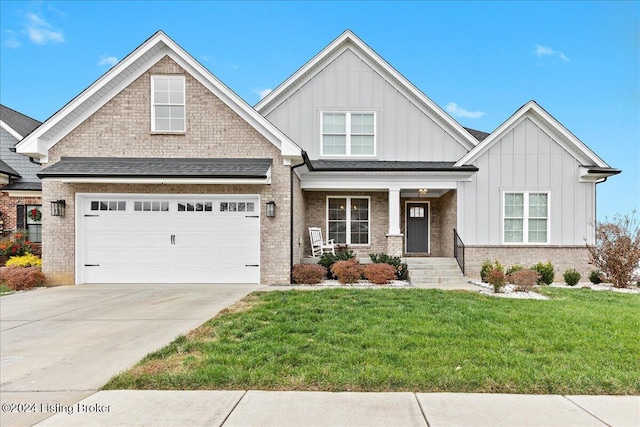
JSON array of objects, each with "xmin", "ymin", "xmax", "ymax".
[{"xmin": 77, "ymin": 194, "xmax": 260, "ymax": 284}]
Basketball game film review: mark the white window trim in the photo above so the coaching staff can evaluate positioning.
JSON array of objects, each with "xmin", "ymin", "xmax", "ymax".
[
  {"xmin": 320, "ymin": 111, "xmax": 376, "ymax": 157},
  {"xmin": 326, "ymin": 196, "xmax": 371, "ymax": 246},
  {"xmin": 502, "ymin": 191, "xmax": 550, "ymax": 244},
  {"xmin": 151, "ymin": 75, "xmax": 186, "ymax": 133}
]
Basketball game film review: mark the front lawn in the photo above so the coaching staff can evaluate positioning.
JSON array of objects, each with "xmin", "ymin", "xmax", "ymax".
[{"xmin": 104, "ymin": 288, "xmax": 640, "ymax": 394}]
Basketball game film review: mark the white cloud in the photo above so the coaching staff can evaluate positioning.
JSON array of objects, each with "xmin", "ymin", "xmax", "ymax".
[
  {"xmin": 254, "ymin": 88, "xmax": 273, "ymax": 99},
  {"xmin": 534, "ymin": 44, "xmax": 569, "ymax": 62},
  {"xmin": 446, "ymin": 102, "xmax": 485, "ymax": 119},
  {"xmin": 3, "ymin": 30, "xmax": 21, "ymax": 48},
  {"xmin": 25, "ymin": 12, "xmax": 64, "ymax": 45},
  {"xmin": 98, "ymin": 55, "xmax": 118, "ymax": 67}
]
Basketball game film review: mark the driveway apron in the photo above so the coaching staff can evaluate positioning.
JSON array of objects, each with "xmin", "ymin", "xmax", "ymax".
[{"xmin": 0, "ymin": 283, "xmax": 260, "ymax": 426}]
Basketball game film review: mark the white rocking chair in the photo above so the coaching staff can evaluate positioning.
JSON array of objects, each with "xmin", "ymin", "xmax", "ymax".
[{"xmin": 309, "ymin": 227, "xmax": 335, "ymax": 257}]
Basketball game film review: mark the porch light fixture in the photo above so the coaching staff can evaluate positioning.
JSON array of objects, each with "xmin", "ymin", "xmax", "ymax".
[
  {"xmin": 51, "ymin": 200, "xmax": 66, "ymax": 217},
  {"xmin": 266, "ymin": 201, "xmax": 276, "ymax": 218},
  {"xmin": 418, "ymin": 188, "xmax": 429, "ymax": 196}
]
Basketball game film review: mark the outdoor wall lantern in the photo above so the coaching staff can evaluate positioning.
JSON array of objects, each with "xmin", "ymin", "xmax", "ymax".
[
  {"xmin": 266, "ymin": 201, "xmax": 276, "ymax": 218},
  {"xmin": 51, "ymin": 200, "xmax": 66, "ymax": 217}
]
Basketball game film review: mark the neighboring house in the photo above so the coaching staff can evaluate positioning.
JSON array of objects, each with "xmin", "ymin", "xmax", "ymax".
[
  {"xmin": 16, "ymin": 31, "xmax": 619, "ymax": 285},
  {"xmin": 0, "ymin": 105, "xmax": 43, "ymax": 244}
]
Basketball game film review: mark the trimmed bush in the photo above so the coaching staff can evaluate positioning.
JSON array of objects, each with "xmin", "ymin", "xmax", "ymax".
[
  {"xmin": 363, "ymin": 263, "xmax": 397, "ymax": 285},
  {"xmin": 292, "ymin": 264, "xmax": 327, "ymax": 284},
  {"xmin": 589, "ymin": 269, "xmax": 604, "ymax": 285},
  {"xmin": 481, "ymin": 259, "xmax": 504, "ymax": 282},
  {"xmin": 319, "ymin": 251, "xmax": 356, "ymax": 280},
  {"xmin": 487, "ymin": 268, "xmax": 506, "ymax": 293},
  {"xmin": 506, "ymin": 265, "xmax": 525, "ymax": 276},
  {"xmin": 331, "ymin": 259, "xmax": 363, "ymax": 284},
  {"xmin": 6, "ymin": 253, "xmax": 42, "ymax": 268},
  {"xmin": 0, "ymin": 266, "xmax": 45, "ymax": 291},
  {"xmin": 532, "ymin": 261, "xmax": 555, "ymax": 285},
  {"xmin": 369, "ymin": 253, "xmax": 408, "ymax": 280},
  {"xmin": 563, "ymin": 269, "xmax": 581, "ymax": 286},
  {"xmin": 508, "ymin": 269, "xmax": 540, "ymax": 293}
]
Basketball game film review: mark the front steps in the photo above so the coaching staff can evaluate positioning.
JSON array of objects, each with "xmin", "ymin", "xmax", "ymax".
[{"xmin": 404, "ymin": 257, "xmax": 468, "ymax": 285}]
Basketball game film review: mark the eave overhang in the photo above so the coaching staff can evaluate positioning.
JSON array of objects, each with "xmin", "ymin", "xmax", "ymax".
[{"xmin": 579, "ymin": 166, "xmax": 622, "ymax": 183}]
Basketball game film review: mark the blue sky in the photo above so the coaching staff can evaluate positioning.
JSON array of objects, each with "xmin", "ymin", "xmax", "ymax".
[{"xmin": 1, "ymin": 1, "xmax": 638, "ymax": 220}]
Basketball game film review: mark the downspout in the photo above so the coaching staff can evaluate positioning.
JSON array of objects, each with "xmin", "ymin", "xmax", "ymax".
[{"xmin": 289, "ymin": 151, "xmax": 309, "ymax": 283}]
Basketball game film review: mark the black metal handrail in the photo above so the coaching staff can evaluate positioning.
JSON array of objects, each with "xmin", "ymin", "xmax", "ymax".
[{"xmin": 453, "ymin": 228, "xmax": 465, "ymax": 275}]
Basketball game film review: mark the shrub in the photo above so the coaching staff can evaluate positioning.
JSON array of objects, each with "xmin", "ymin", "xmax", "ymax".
[
  {"xmin": 363, "ymin": 263, "xmax": 397, "ymax": 285},
  {"xmin": 0, "ymin": 230, "xmax": 33, "ymax": 257},
  {"xmin": 331, "ymin": 259, "xmax": 363, "ymax": 284},
  {"xmin": 292, "ymin": 264, "xmax": 326, "ymax": 284},
  {"xmin": 532, "ymin": 261, "xmax": 555, "ymax": 285},
  {"xmin": 589, "ymin": 269, "xmax": 604, "ymax": 285},
  {"xmin": 6, "ymin": 253, "xmax": 42, "ymax": 268},
  {"xmin": 369, "ymin": 253, "xmax": 408, "ymax": 280},
  {"xmin": 0, "ymin": 266, "xmax": 45, "ymax": 291},
  {"xmin": 506, "ymin": 265, "xmax": 525, "ymax": 276},
  {"xmin": 480, "ymin": 259, "xmax": 504, "ymax": 282},
  {"xmin": 563, "ymin": 269, "xmax": 581, "ymax": 286},
  {"xmin": 318, "ymin": 251, "xmax": 355, "ymax": 280},
  {"xmin": 587, "ymin": 210, "xmax": 640, "ymax": 288},
  {"xmin": 487, "ymin": 268, "xmax": 506, "ymax": 293},
  {"xmin": 508, "ymin": 269, "xmax": 540, "ymax": 293}
]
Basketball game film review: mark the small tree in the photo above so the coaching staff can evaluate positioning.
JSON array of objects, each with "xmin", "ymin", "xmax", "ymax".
[{"xmin": 587, "ymin": 210, "xmax": 640, "ymax": 288}]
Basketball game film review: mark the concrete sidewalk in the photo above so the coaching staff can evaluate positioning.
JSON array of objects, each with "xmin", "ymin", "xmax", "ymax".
[{"xmin": 30, "ymin": 390, "xmax": 639, "ymax": 427}]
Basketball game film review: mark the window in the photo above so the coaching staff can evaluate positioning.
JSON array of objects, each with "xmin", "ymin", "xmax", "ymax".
[
  {"xmin": 134, "ymin": 201, "xmax": 169, "ymax": 212},
  {"xmin": 327, "ymin": 197, "xmax": 369, "ymax": 245},
  {"xmin": 220, "ymin": 202, "xmax": 254, "ymax": 213},
  {"xmin": 321, "ymin": 112, "xmax": 375, "ymax": 156},
  {"xmin": 151, "ymin": 75, "xmax": 185, "ymax": 132},
  {"xmin": 25, "ymin": 205, "xmax": 42, "ymax": 243},
  {"xmin": 91, "ymin": 201, "xmax": 127, "ymax": 211},
  {"xmin": 504, "ymin": 192, "xmax": 549, "ymax": 243}
]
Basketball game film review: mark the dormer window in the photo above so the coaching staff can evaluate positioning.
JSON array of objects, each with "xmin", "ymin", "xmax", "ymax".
[
  {"xmin": 151, "ymin": 75, "xmax": 185, "ymax": 132},
  {"xmin": 321, "ymin": 112, "xmax": 375, "ymax": 156}
]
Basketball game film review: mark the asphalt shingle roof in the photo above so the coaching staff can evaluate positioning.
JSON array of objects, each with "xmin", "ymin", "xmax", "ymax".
[
  {"xmin": 0, "ymin": 104, "xmax": 42, "ymax": 138},
  {"xmin": 1, "ymin": 181, "xmax": 42, "ymax": 191},
  {"xmin": 0, "ymin": 159, "xmax": 20, "ymax": 177},
  {"xmin": 38, "ymin": 157, "xmax": 273, "ymax": 179},
  {"xmin": 464, "ymin": 127, "xmax": 490, "ymax": 142}
]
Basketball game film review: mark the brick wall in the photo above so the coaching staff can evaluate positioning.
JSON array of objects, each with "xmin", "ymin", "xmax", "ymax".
[
  {"xmin": 0, "ymin": 193, "xmax": 42, "ymax": 232},
  {"xmin": 303, "ymin": 191, "xmax": 388, "ymax": 259},
  {"xmin": 43, "ymin": 56, "xmax": 292, "ymax": 285},
  {"xmin": 465, "ymin": 245, "xmax": 592, "ymax": 282}
]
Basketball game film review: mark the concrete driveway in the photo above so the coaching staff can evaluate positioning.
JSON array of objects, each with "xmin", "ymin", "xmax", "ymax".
[{"xmin": 0, "ymin": 283, "xmax": 260, "ymax": 427}]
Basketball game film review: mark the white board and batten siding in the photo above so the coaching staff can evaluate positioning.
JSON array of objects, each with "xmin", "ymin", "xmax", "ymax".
[
  {"xmin": 458, "ymin": 117, "xmax": 596, "ymax": 246},
  {"xmin": 265, "ymin": 49, "xmax": 469, "ymax": 162},
  {"xmin": 76, "ymin": 194, "xmax": 261, "ymax": 284}
]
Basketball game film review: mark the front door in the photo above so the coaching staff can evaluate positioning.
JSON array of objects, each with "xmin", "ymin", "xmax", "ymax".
[{"xmin": 406, "ymin": 202, "xmax": 429, "ymax": 253}]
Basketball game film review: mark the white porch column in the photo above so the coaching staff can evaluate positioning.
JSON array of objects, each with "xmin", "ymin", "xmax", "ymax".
[{"xmin": 388, "ymin": 188, "xmax": 401, "ymax": 235}]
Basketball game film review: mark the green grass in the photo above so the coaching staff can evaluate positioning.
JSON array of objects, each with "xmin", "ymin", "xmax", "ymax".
[
  {"xmin": 0, "ymin": 284, "xmax": 12, "ymax": 296},
  {"xmin": 104, "ymin": 288, "xmax": 640, "ymax": 394}
]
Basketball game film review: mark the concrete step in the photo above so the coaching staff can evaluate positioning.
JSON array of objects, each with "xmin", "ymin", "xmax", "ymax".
[
  {"xmin": 405, "ymin": 257, "xmax": 469, "ymax": 285},
  {"xmin": 409, "ymin": 269, "xmax": 465, "ymax": 278},
  {"xmin": 411, "ymin": 276, "xmax": 470, "ymax": 284},
  {"xmin": 403, "ymin": 257, "xmax": 460, "ymax": 265}
]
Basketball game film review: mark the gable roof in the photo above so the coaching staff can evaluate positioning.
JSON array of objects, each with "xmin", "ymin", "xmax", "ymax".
[
  {"xmin": 0, "ymin": 104, "xmax": 41, "ymax": 140},
  {"xmin": 0, "ymin": 159, "xmax": 20, "ymax": 178},
  {"xmin": 455, "ymin": 100, "xmax": 615, "ymax": 170},
  {"xmin": 255, "ymin": 30, "xmax": 479, "ymax": 152},
  {"xmin": 16, "ymin": 31, "xmax": 302, "ymax": 162}
]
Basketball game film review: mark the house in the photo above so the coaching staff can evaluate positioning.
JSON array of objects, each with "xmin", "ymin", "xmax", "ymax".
[
  {"xmin": 16, "ymin": 30, "xmax": 619, "ymax": 285},
  {"xmin": 0, "ymin": 105, "xmax": 43, "ymax": 246}
]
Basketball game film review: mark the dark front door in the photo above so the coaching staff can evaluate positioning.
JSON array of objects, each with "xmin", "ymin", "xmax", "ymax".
[{"xmin": 406, "ymin": 203, "xmax": 429, "ymax": 253}]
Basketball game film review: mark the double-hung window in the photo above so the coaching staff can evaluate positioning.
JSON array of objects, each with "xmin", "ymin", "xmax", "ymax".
[
  {"xmin": 504, "ymin": 192, "xmax": 549, "ymax": 243},
  {"xmin": 327, "ymin": 197, "xmax": 369, "ymax": 245},
  {"xmin": 151, "ymin": 75, "xmax": 185, "ymax": 132},
  {"xmin": 321, "ymin": 112, "xmax": 375, "ymax": 156}
]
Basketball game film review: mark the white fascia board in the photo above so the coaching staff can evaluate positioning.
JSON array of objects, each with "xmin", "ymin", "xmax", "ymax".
[
  {"xmin": 300, "ymin": 171, "xmax": 469, "ymax": 190},
  {"xmin": 2, "ymin": 190, "xmax": 42, "ymax": 197},
  {"xmin": 43, "ymin": 177, "xmax": 271, "ymax": 185},
  {"xmin": 256, "ymin": 30, "xmax": 477, "ymax": 151},
  {"xmin": 0, "ymin": 120, "xmax": 23, "ymax": 140},
  {"xmin": 456, "ymin": 101, "xmax": 609, "ymax": 168}
]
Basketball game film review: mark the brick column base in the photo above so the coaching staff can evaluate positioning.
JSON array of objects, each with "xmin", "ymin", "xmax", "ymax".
[{"xmin": 386, "ymin": 234, "xmax": 404, "ymax": 256}]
